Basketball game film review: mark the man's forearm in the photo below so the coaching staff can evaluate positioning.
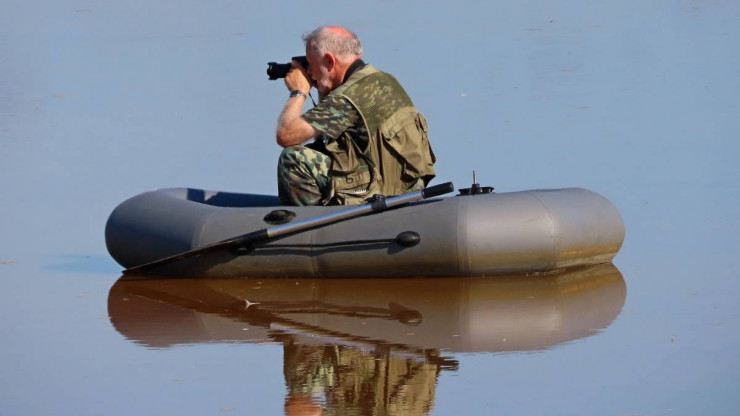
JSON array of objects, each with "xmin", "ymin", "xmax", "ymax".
[{"xmin": 276, "ymin": 94, "xmax": 316, "ymax": 147}]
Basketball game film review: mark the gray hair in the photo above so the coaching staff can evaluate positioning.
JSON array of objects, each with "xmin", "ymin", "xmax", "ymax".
[{"xmin": 303, "ymin": 26, "xmax": 363, "ymax": 63}]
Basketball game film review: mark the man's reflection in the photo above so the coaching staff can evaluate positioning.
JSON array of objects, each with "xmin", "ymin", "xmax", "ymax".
[{"xmin": 281, "ymin": 339, "xmax": 439, "ymax": 415}]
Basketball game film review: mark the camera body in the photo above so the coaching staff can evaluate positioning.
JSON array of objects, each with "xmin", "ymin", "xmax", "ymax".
[{"xmin": 266, "ymin": 56, "xmax": 309, "ymax": 80}]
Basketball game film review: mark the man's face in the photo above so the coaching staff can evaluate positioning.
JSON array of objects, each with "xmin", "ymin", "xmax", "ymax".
[{"xmin": 305, "ymin": 46, "xmax": 332, "ymax": 96}]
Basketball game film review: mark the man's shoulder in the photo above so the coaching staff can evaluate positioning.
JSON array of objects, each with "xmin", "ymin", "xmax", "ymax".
[{"xmin": 338, "ymin": 67, "xmax": 413, "ymax": 112}]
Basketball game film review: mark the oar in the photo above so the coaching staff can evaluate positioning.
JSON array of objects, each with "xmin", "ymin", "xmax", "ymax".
[{"xmin": 123, "ymin": 182, "xmax": 454, "ymax": 275}]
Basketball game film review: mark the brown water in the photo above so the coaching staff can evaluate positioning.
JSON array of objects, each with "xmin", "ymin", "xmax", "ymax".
[{"xmin": 2, "ymin": 1, "xmax": 739, "ymax": 414}]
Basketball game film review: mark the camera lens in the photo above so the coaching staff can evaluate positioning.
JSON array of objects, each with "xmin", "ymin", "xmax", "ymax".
[{"xmin": 267, "ymin": 62, "xmax": 292, "ymax": 80}]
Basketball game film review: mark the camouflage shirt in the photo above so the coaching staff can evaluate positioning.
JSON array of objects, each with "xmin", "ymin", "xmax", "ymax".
[{"xmin": 300, "ymin": 94, "xmax": 369, "ymax": 149}]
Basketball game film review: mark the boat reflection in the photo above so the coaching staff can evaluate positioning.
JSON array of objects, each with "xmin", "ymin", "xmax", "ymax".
[{"xmin": 108, "ymin": 263, "xmax": 626, "ymax": 415}]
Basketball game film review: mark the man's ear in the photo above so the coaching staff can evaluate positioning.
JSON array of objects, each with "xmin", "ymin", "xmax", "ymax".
[{"xmin": 323, "ymin": 53, "xmax": 336, "ymax": 71}]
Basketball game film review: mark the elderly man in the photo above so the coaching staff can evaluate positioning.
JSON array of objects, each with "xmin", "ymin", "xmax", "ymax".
[{"xmin": 276, "ymin": 25, "xmax": 436, "ymax": 206}]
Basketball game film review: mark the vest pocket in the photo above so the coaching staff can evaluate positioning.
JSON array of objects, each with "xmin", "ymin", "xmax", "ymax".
[
  {"xmin": 325, "ymin": 133, "xmax": 360, "ymax": 174},
  {"xmin": 325, "ymin": 134, "xmax": 380, "ymax": 205},
  {"xmin": 330, "ymin": 169, "xmax": 376, "ymax": 205},
  {"xmin": 380, "ymin": 110, "xmax": 436, "ymax": 190}
]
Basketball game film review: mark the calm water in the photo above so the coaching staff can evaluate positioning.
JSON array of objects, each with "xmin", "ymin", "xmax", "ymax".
[{"xmin": 2, "ymin": 1, "xmax": 739, "ymax": 415}]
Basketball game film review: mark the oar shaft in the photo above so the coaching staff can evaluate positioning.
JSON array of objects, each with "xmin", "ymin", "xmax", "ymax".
[{"xmin": 265, "ymin": 182, "xmax": 453, "ymax": 240}]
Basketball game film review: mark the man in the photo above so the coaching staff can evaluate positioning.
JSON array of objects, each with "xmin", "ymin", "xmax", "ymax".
[{"xmin": 276, "ymin": 25, "xmax": 436, "ymax": 206}]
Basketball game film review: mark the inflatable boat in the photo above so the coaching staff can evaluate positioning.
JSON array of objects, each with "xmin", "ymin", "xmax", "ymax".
[{"xmin": 105, "ymin": 183, "xmax": 624, "ymax": 278}]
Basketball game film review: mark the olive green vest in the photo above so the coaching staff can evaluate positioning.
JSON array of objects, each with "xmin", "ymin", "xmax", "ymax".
[{"xmin": 324, "ymin": 65, "xmax": 436, "ymax": 205}]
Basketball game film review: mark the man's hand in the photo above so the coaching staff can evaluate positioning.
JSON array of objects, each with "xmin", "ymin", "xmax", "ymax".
[{"xmin": 284, "ymin": 60, "xmax": 311, "ymax": 94}]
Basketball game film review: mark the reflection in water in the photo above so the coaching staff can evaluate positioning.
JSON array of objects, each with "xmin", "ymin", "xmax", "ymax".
[{"xmin": 108, "ymin": 263, "xmax": 626, "ymax": 415}]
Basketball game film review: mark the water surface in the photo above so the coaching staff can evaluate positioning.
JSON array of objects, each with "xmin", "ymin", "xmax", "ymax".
[{"xmin": 1, "ymin": 1, "xmax": 738, "ymax": 414}]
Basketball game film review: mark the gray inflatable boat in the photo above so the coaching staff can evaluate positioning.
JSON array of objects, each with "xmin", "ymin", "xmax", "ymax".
[{"xmin": 105, "ymin": 186, "xmax": 624, "ymax": 277}]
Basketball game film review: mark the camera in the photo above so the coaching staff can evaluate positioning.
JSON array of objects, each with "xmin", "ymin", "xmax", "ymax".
[{"xmin": 266, "ymin": 56, "xmax": 309, "ymax": 80}]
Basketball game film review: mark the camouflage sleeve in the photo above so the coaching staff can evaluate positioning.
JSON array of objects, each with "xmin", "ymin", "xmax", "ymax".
[{"xmin": 301, "ymin": 95, "xmax": 360, "ymax": 141}]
